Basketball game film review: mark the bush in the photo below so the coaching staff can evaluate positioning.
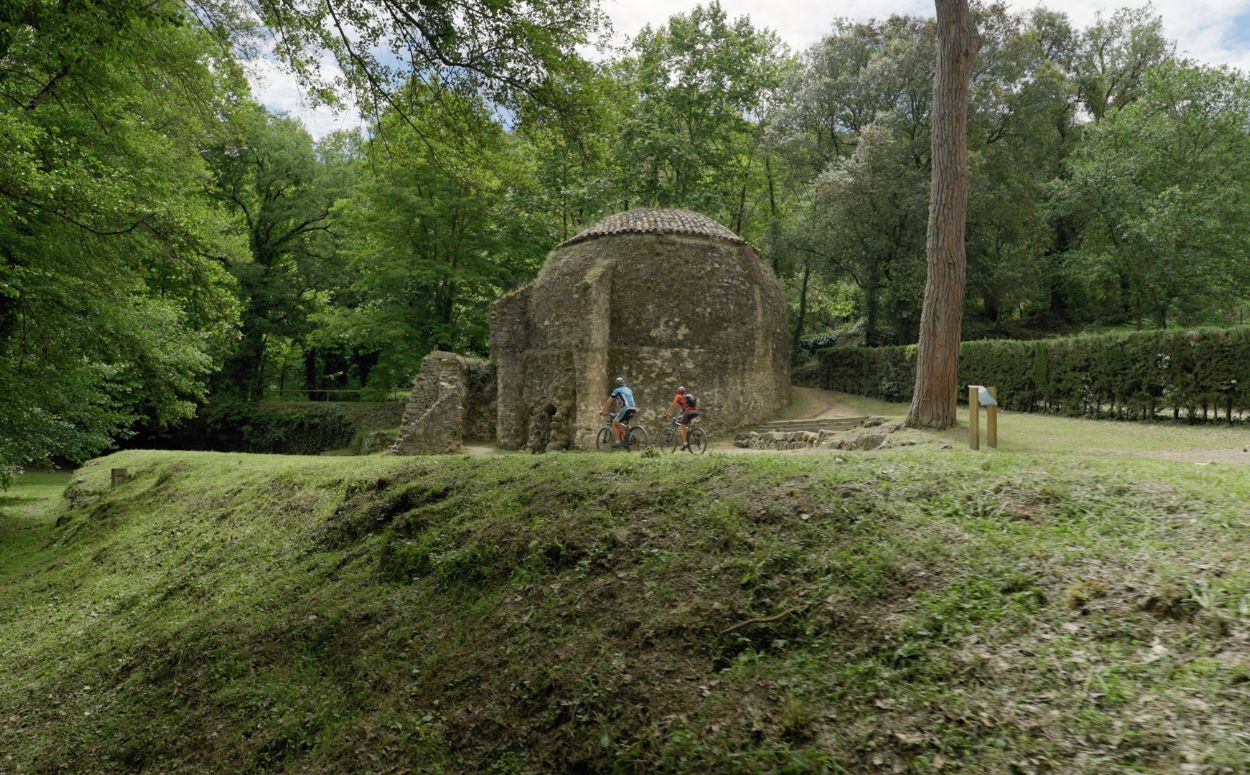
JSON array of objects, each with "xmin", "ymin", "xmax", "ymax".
[
  {"xmin": 356, "ymin": 429, "xmax": 400, "ymax": 455},
  {"xmin": 799, "ymin": 332, "xmax": 843, "ymax": 356},
  {"xmin": 816, "ymin": 326, "xmax": 1250, "ymax": 421},
  {"xmin": 142, "ymin": 400, "xmax": 358, "ymax": 454}
]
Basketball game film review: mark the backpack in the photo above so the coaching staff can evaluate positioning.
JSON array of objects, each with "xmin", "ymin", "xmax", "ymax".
[{"xmin": 684, "ymin": 393, "xmax": 698, "ymax": 409}]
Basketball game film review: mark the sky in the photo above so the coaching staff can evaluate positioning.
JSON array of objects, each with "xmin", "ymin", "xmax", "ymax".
[{"xmin": 247, "ymin": 0, "xmax": 1250, "ymax": 139}]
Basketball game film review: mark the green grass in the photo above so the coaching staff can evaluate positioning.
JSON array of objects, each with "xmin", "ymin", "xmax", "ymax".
[
  {"xmin": 0, "ymin": 471, "xmax": 74, "ymax": 570},
  {"xmin": 835, "ymin": 392, "xmax": 1250, "ymax": 459},
  {"xmin": 0, "ymin": 470, "xmax": 75, "ymax": 514},
  {"xmin": 826, "ymin": 391, "xmax": 909, "ymax": 420},
  {"xmin": 4, "ymin": 449, "xmax": 1250, "ymax": 772}
]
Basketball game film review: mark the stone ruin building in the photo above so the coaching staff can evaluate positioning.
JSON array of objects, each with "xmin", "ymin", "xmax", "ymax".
[{"xmin": 390, "ymin": 208, "xmax": 790, "ymax": 454}]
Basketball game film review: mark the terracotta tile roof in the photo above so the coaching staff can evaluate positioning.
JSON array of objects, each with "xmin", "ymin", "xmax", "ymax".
[{"xmin": 557, "ymin": 208, "xmax": 748, "ymax": 248}]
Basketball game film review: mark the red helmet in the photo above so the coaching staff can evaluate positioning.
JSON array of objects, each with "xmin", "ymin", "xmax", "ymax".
[{"xmin": 677, "ymin": 386, "xmax": 686, "ymax": 393}]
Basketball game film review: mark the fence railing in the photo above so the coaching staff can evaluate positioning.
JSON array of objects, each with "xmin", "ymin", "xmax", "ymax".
[{"xmin": 261, "ymin": 388, "xmax": 409, "ymax": 402}]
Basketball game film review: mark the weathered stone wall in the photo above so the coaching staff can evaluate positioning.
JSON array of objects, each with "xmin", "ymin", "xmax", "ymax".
[
  {"xmin": 388, "ymin": 353, "xmax": 497, "ymax": 454},
  {"xmin": 492, "ymin": 227, "xmax": 790, "ymax": 449},
  {"xmin": 491, "ymin": 287, "xmax": 532, "ymax": 449},
  {"xmin": 389, "ymin": 351, "xmax": 468, "ymax": 454},
  {"xmin": 463, "ymin": 356, "xmax": 497, "ymax": 442}
]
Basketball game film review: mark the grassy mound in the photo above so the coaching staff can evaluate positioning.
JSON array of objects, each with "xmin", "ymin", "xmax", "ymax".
[{"xmin": 3, "ymin": 450, "xmax": 1250, "ymax": 773}]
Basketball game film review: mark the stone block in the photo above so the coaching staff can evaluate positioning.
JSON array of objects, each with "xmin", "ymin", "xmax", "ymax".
[{"xmin": 389, "ymin": 352, "xmax": 470, "ymax": 455}]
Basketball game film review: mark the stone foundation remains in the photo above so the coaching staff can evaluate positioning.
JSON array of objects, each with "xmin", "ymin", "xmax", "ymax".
[{"xmin": 733, "ymin": 418, "xmax": 914, "ymax": 451}]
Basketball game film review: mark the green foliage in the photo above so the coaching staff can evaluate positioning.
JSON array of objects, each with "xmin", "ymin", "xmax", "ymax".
[
  {"xmin": 613, "ymin": 1, "xmax": 791, "ymax": 236},
  {"xmin": 1073, "ymin": 7, "xmax": 1173, "ymax": 121},
  {"xmin": 237, "ymin": 405, "xmax": 357, "ymax": 454},
  {"xmin": 6, "ymin": 0, "xmax": 1250, "ymax": 464},
  {"xmin": 799, "ymin": 121, "xmax": 929, "ymax": 345},
  {"xmin": 326, "ymin": 82, "xmax": 550, "ymax": 386},
  {"xmin": 768, "ymin": 6, "xmax": 1228, "ymax": 345},
  {"xmin": 204, "ymin": 104, "xmax": 356, "ymax": 399},
  {"xmin": 0, "ymin": 0, "xmax": 246, "ymax": 477},
  {"xmin": 149, "ymin": 400, "xmax": 356, "ymax": 454},
  {"xmin": 1056, "ymin": 62, "xmax": 1250, "ymax": 327},
  {"xmin": 817, "ymin": 326, "xmax": 1250, "ymax": 420},
  {"xmin": 513, "ymin": 66, "xmax": 628, "ymax": 242},
  {"xmin": 201, "ymin": 0, "xmax": 605, "ymax": 115}
]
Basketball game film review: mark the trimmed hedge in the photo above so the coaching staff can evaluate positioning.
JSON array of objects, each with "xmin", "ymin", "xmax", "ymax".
[{"xmin": 815, "ymin": 327, "xmax": 1250, "ymax": 422}]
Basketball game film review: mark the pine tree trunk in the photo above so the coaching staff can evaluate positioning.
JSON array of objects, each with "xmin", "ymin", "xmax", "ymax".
[{"xmin": 905, "ymin": 0, "xmax": 978, "ymax": 429}]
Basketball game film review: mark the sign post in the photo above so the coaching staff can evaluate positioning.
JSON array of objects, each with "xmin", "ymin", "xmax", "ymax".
[
  {"xmin": 967, "ymin": 385, "xmax": 998, "ymax": 450},
  {"xmin": 987, "ymin": 386, "xmax": 998, "ymax": 449},
  {"xmin": 968, "ymin": 385, "xmax": 979, "ymax": 450}
]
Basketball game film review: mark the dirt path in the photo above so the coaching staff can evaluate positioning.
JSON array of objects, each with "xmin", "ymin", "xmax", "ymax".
[
  {"xmin": 454, "ymin": 387, "xmax": 866, "ymax": 457},
  {"xmin": 778, "ymin": 386, "xmax": 867, "ymax": 420},
  {"xmin": 1138, "ymin": 448, "xmax": 1250, "ymax": 466}
]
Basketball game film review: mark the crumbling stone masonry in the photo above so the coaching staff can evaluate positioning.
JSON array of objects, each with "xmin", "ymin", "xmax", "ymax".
[
  {"xmin": 388, "ymin": 351, "xmax": 496, "ymax": 454},
  {"xmin": 493, "ymin": 208, "xmax": 790, "ymax": 450},
  {"xmin": 733, "ymin": 419, "xmax": 904, "ymax": 451}
]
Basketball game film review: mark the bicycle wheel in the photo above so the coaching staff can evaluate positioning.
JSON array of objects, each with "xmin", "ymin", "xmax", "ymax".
[
  {"xmin": 661, "ymin": 426, "xmax": 678, "ymax": 452},
  {"xmin": 626, "ymin": 425, "xmax": 648, "ymax": 452},
  {"xmin": 595, "ymin": 426, "xmax": 615, "ymax": 452},
  {"xmin": 687, "ymin": 427, "xmax": 707, "ymax": 454}
]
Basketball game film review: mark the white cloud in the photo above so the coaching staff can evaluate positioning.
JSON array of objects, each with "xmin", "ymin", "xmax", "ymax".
[
  {"xmin": 244, "ymin": 50, "xmax": 366, "ymax": 140},
  {"xmin": 608, "ymin": 0, "xmax": 1250, "ymax": 66},
  {"xmin": 256, "ymin": 0, "xmax": 1250, "ymax": 138},
  {"xmin": 1033, "ymin": 0, "xmax": 1250, "ymax": 72},
  {"xmin": 603, "ymin": 0, "xmax": 928, "ymax": 51}
]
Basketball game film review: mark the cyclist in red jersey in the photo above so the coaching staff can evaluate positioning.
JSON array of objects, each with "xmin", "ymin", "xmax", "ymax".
[{"xmin": 666, "ymin": 386, "xmax": 700, "ymax": 451}]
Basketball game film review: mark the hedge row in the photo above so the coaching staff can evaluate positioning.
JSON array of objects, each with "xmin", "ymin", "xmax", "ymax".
[{"xmin": 814, "ymin": 327, "xmax": 1250, "ymax": 422}]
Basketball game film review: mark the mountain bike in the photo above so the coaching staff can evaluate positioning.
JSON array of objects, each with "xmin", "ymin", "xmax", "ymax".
[
  {"xmin": 661, "ymin": 416, "xmax": 706, "ymax": 454},
  {"xmin": 596, "ymin": 412, "xmax": 649, "ymax": 452}
]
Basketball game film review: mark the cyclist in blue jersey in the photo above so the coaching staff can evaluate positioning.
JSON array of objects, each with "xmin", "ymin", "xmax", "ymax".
[{"xmin": 599, "ymin": 377, "xmax": 637, "ymax": 443}]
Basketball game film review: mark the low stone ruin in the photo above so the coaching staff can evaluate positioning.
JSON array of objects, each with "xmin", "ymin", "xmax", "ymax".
[
  {"xmin": 388, "ymin": 351, "xmax": 496, "ymax": 454},
  {"xmin": 733, "ymin": 417, "xmax": 920, "ymax": 451}
]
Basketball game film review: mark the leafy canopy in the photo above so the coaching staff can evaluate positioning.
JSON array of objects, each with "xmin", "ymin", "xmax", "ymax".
[{"xmin": 0, "ymin": 0, "xmax": 246, "ymax": 481}]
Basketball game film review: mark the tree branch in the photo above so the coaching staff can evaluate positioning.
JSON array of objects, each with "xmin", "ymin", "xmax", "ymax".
[
  {"xmin": 25, "ymin": 65, "xmax": 71, "ymax": 111},
  {"xmin": 0, "ymin": 186, "xmax": 145, "ymax": 237}
]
